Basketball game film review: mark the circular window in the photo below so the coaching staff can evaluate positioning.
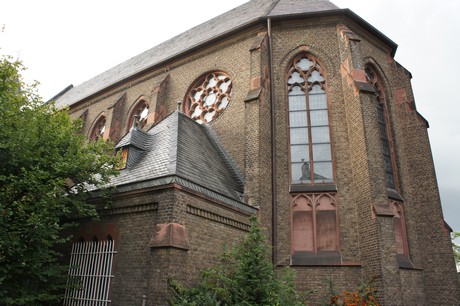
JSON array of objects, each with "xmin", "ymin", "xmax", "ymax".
[{"xmin": 185, "ymin": 72, "xmax": 232, "ymax": 124}]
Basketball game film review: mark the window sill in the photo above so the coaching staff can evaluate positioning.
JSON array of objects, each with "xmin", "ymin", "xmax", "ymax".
[
  {"xmin": 290, "ymin": 184, "xmax": 337, "ymax": 193},
  {"xmin": 397, "ymin": 254, "xmax": 417, "ymax": 269},
  {"xmin": 291, "ymin": 251, "xmax": 342, "ymax": 266}
]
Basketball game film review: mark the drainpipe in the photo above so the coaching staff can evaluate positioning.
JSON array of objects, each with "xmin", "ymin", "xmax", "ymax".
[{"xmin": 267, "ymin": 17, "xmax": 277, "ymax": 267}]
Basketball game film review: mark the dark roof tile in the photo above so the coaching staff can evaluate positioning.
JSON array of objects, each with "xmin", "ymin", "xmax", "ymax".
[{"xmin": 105, "ymin": 111, "xmax": 244, "ymax": 204}]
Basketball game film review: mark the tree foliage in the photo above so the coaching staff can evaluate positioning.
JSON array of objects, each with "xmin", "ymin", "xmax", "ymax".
[
  {"xmin": 0, "ymin": 57, "xmax": 120, "ymax": 305},
  {"xmin": 169, "ymin": 217, "xmax": 307, "ymax": 306}
]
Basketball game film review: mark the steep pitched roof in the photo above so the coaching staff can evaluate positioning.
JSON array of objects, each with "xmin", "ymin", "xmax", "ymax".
[
  {"xmin": 55, "ymin": 0, "xmax": 339, "ymax": 108},
  {"xmin": 97, "ymin": 111, "xmax": 252, "ymax": 213}
]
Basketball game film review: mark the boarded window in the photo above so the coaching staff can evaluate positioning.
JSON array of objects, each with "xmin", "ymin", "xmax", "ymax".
[{"xmin": 291, "ymin": 193, "xmax": 339, "ymax": 265}]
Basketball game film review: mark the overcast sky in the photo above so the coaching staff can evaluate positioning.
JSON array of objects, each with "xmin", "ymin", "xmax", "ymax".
[{"xmin": 1, "ymin": 0, "xmax": 459, "ymax": 232}]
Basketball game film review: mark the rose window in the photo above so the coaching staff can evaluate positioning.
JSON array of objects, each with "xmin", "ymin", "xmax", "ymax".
[{"xmin": 185, "ymin": 72, "xmax": 232, "ymax": 124}]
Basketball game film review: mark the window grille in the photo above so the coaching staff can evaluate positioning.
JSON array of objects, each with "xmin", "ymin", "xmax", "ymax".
[{"xmin": 64, "ymin": 238, "xmax": 116, "ymax": 305}]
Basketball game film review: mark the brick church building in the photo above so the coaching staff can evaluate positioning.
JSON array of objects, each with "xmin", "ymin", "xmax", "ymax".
[{"xmin": 56, "ymin": 0, "xmax": 460, "ymax": 305}]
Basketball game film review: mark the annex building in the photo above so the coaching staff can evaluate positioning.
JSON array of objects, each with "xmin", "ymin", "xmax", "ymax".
[{"xmin": 55, "ymin": 0, "xmax": 460, "ymax": 305}]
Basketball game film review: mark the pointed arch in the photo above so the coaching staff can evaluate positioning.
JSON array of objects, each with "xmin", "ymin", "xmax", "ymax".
[
  {"xmin": 89, "ymin": 112, "xmax": 107, "ymax": 141},
  {"xmin": 127, "ymin": 96, "xmax": 151, "ymax": 131}
]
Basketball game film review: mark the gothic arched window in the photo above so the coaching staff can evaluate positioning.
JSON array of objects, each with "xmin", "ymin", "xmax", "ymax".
[
  {"xmin": 287, "ymin": 55, "xmax": 333, "ymax": 184},
  {"xmin": 128, "ymin": 101, "xmax": 149, "ymax": 131},
  {"xmin": 184, "ymin": 71, "xmax": 232, "ymax": 124},
  {"xmin": 365, "ymin": 66, "xmax": 398, "ymax": 190},
  {"xmin": 90, "ymin": 115, "xmax": 106, "ymax": 141}
]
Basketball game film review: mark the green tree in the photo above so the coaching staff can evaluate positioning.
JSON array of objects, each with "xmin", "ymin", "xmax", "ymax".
[
  {"xmin": 169, "ymin": 217, "xmax": 307, "ymax": 306},
  {"xmin": 0, "ymin": 57, "xmax": 120, "ymax": 305}
]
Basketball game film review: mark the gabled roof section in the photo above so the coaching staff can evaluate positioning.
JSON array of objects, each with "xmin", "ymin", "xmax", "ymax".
[
  {"xmin": 101, "ymin": 111, "xmax": 248, "ymax": 211},
  {"xmin": 54, "ymin": 0, "xmax": 396, "ymax": 108},
  {"xmin": 54, "ymin": 0, "xmax": 341, "ymax": 108}
]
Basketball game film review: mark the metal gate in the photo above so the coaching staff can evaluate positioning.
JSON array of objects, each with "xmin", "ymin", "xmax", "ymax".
[{"xmin": 64, "ymin": 238, "xmax": 116, "ymax": 305}]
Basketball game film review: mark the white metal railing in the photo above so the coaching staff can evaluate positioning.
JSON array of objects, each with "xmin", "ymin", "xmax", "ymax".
[{"xmin": 64, "ymin": 239, "xmax": 116, "ymax": 305}]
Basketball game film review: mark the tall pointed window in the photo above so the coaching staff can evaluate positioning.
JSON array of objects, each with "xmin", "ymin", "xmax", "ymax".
[
  {"xmin": 287, "ymin": 55, "xmax": 333, "ymax": 185},
  {"xmin": 365, "ymin": 66, "xmax": 397, "ymax": 190}
]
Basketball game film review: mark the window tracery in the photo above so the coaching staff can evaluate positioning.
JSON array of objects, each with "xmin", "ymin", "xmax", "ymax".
[{"xmin": 185, "ymin": 72, "xmax": 232, "ymax": 124}]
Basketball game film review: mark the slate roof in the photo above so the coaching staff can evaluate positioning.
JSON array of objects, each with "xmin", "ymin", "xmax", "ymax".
[
  {"xmin": 97, "ymin": 111, "xmax": 253, "ymax": 213},
  {"xmin": 55, "ymin": 0, "xmax": 342, "ymax": 108}
]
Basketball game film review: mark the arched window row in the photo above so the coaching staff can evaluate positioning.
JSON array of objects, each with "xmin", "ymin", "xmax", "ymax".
[
  {"xmin": 86, "ymin": 70, "xmax": 234, "ymax": 142},
  {"xmin": 287, "ymin": 54, "xmax": 333, "ymax": 185}
]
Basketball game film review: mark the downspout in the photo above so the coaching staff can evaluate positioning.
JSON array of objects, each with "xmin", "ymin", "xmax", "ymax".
[{"xmin": 267, "ymin": 17, "xmax": 278, "ymax": 266}]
